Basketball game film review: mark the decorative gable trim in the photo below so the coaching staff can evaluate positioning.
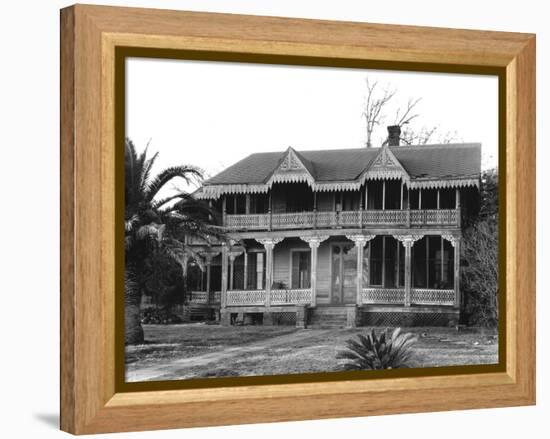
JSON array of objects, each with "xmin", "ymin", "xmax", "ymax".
[
  {"xmin": 360, "ymin": 146, "xmax": 410, "ymax": 183},
  {"xmin": 266, "ymin": 147, "xmax": 315, "ymax": 187}
]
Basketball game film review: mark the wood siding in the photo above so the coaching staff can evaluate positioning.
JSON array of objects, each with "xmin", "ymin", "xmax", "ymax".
[{"xmin": 271, "ymin": 238, "xmax": 332, "ymax": 301}]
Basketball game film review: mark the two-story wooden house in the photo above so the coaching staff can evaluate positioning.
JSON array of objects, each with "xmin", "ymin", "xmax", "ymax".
[{"xmin": 188, "ymin": 127, "xmax": 481, "ymax": 328}]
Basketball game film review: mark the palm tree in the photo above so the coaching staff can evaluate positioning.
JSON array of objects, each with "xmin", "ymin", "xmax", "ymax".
[{"xmin": 124, "ymin": 139, "xmax": 221, "ymax": 345}]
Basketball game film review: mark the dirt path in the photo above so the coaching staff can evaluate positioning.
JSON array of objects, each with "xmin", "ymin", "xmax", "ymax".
[{"xmin": 126, "ymin": 329, "xmax": 333, "ymax": 382}]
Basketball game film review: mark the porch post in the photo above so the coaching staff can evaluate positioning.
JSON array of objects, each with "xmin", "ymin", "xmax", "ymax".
[
  {"xmin": 404, "ymin": 240, "xmax": 412, "ymax": 306},
  {"xmin": 265, "ymin": 243, "xmax": 273, "ymax": 309},
  {"xmin": 205, "ymin": 255, "xmax": 212, "ymax": 304},
  {"xmin": 346, "ymin": 235, "xmax": 375, "ymax": 306},
  {"xmin": 359, "ymin": 189, "xmax": 364, "ymax": 229},
  {"xmin": 309, "ymin": 241, "xmax": 319, "ymax": 307},
  {"xmin": 313, "ymin": 191, "xmax": 318, "ymax": 230},
  {"xmin": 300, "ymin": 236, "xmax": 329, "ymax": 307},
  {"xmin": 222, "ymin": 196, "xmax": 227, "ymax": 227},
  {"xmin": 400, "ymin": 181, "xmax": 404, "ymax": 210},
  {"xmin": 456, "ymin": 188, "xmax": 461, "ymax": 227},
  {"xmin": 407, "ymin": 187, "xmax": 411, "ymax": 227},
  {"xmin": 243, "ymin": 250, "xmax": 248, "ymax": 290},
  {"xmin": 394, "ymin": 235, "xmax": 423, "ymax": 307},
  {"xmin": 229, "ymin": 253, "xmax": 235, "ymax": 291},
  {"xmin": 257, "ymin": 238, "xmax": 283, "ymax": 309},
  {"xmin": 221, "ymin": 243, "xmax": 228, "ymax": 309},
  {"xmin": 382, "ymin": 180, "xmax": 386, "ymax": 210}
]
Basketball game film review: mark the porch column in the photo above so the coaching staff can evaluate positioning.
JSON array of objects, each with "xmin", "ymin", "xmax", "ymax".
[
  {"xmin": 221, "ymin": 243, "xmax": 228, "ymax": 309},
  {"xmin": 400, "ymin": 181, "xmax": 404, "ymax": 210},
  {"xmin": 456, "ymin": 188, "xmax": 461, "ymax": 227},
  {"xmin": 301, "ymin": 235, "xmax": 329, "ymax": 307},
  {"xmin": 205, "ymin": 255, "xmax": 212, "ymax": 304},
  {"xmin": 257, "ymin": 238, "xmax": 283, "ymax": 309},
  {"xmin": 346, "ymin": 235, "xmax": 375, "ymax": 305},
  {"xmin": 222, "ymin": 196, "xmax": 227, "ymax": 227},
  {"xmin": 243, "ymin": 251, "xmax": 248, "ymax": 290},
  {"xmin": 382, "ymin": 180, "xmax": 386, "ymax": 210},
  {"xmin": 404, "ymin": 240, "xmax": 412, "ymax": 306},
  {"xmin": 394, "ymin": 235, "xmax": 423, "ymax": 307},
  {"xmin": 229, "ymin": 254, "xmax": 236, "ymax": 290}
]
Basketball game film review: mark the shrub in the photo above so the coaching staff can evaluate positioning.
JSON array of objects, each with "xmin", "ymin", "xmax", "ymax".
[
  {"xmin": 336, "ymin": 328, "xmax": 417, "ymax": 370},
  {"xmin": 461, "ymin": 221, "xmax": 498, "ymax": 327},
  {"xmin": 140, "ymin": 307, "xmax": 182, "ymax": 325}
]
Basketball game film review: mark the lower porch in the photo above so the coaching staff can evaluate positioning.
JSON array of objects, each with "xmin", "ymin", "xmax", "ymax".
[{"xmin": 186, "ymin": 232, "xmax": 462, "ymax": 327}]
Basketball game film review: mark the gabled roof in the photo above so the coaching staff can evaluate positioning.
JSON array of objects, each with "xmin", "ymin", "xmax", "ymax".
[
  {"xmin": 265, "ymin": 147, "xmax": 316, "ymax": 186},
  {"xmin": 198, "ymin": 143, "xmax": 481, "ymax": 198},
  {"xmin": 360, "ymin": 145, "xmax": 410, "ymax": 182}
]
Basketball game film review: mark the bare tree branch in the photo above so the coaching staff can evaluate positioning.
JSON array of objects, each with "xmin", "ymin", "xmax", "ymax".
[
  {"xmin": 362, "ymin": 78, "xmax": 396, "ymax": 147},
  {"xmin": 394, "ymin": 97, "xmax": 421, "ymax": 127}
]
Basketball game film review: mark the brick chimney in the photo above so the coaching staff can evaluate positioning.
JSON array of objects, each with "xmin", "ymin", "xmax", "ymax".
[{"xmin": 387, "ymin": 125, "xmax": 401, "ymax": 146}]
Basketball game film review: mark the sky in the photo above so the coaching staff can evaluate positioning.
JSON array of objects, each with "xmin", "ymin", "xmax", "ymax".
[{"xmin": 126, "ymin": 58, "xmax": 498, "ymax": 193}]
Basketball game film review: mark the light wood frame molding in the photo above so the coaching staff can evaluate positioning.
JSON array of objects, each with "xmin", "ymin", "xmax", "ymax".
[{"xmin": 60, "ymin": 4, "xmax": 535, "ymax": 435}]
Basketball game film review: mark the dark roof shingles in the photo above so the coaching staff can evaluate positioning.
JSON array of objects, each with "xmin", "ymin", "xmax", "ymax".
[{"xmin": 204, "ymin": 143, "xmax": 481, "ymax": 185}]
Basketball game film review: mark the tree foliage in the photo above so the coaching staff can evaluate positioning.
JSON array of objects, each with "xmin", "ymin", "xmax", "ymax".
[
  {"xmin": 124, "ymin": 138, "xmax": 222, "ymax": 344},
  {"xmin": 461, "ymin": 168, "xmax": 499, "ymax": 327}
]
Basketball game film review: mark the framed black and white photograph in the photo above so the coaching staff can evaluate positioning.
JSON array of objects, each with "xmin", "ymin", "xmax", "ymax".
[
  {"xmin": 59, "ymin": 5, "xmax": 536, "ymax": 434},
  {"xmin": 123, "ymin": 56, "xmax": 500, "ymax": 384}
]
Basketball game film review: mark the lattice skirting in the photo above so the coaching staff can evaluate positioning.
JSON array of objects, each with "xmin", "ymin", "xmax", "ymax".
[
  {"xmin": 271, "ymin": 312, "xmax": 297, "ymax": 326},
  {"xmin": 227, "ymin": 311, "xmax": 297, "ymax": 325},
  {"xmin": 360, "ymin": 311, "xmax": 459, "ymax": 327}
]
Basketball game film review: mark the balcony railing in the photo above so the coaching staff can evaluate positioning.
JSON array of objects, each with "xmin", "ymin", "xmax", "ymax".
[
  {"xmin": 226, "ymin": 289, "xmax": 312, "ymax": 306},
  {"xmin": 362, "ymin": 288, "xmax": 455, "ymax": 306},
  {"xmin": 224, "ymin": 209, "xmax": 459, "ymax": 231}
]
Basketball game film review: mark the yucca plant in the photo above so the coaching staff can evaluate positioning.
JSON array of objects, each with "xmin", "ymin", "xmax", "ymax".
[{"xmin": 336, "ymin": 328, "xmax": 418, "ymax": 370}]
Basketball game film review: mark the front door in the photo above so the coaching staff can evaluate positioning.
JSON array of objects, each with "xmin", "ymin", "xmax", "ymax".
[{"xmin": 331, "ymin": 243, "xmax": 357, "ymax": 304}]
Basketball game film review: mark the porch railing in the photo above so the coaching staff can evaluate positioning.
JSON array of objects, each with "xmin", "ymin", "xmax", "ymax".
[
  {"xmin": 362, "ymin": 288, "xmax": 455, "ymax": 306},
  {"xmin": 411, "ymin": 288, "xmax": 455, "ymax": 306},
  {"xmin": 189, "ymin": 291, "xmax": 221, "ymax": 304},
  {"xmin": 224, "ymin": 208, "xmax": 459, "ymax": 231},
  {"xmin": 362, "ymin": 288, "xmax": 406, "ymax": 304},
  {"xmin": 226, "ymin": 289, "xmax": 312, "ymax": 306}
]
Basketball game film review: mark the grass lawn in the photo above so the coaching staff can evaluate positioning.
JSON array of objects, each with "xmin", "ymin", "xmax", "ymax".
[{"xmin": 125, "ymin": 323, "xmax": 498, "ymax": 382}]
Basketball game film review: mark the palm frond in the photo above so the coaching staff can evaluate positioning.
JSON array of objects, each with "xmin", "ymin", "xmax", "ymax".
[
  {"xmin": 139, "ymin": 151, "xmax": 159, "ymax": 194},
  {"xmin": 144, "ymin": 165, "xmax": 204, "ymax": 202}
]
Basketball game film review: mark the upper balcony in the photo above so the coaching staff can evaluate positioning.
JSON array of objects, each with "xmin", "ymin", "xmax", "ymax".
[{"xmin": 224, "ymin": 208, "xmax": 460, "ymax": 231}]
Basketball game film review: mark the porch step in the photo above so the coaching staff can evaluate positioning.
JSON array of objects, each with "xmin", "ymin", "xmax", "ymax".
[
  {"xmin": 308, "ymin": 306, "xmax": 351, "ymax": 328},
  {"xmin": 189, "ymin": 304, "xmax": 215, "ymax": 321}
]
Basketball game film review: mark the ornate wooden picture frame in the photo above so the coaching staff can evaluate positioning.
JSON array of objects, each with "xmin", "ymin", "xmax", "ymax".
[{"xmin": 60, "ymin": 4, "xmax": 535, "ymax": 434}]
